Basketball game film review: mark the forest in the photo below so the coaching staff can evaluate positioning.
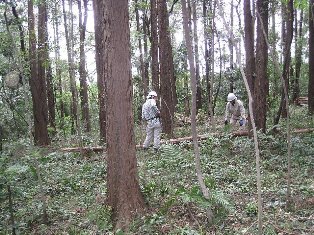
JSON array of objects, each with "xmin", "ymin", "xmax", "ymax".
[{"xmin": 0, "ymin": 0, "xmax": 313, "ymax": 234}]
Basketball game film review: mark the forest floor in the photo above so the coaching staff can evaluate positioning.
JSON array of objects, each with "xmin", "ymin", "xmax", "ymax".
[{"xmin": 0, "ymin": 106, "xmax": 313, "ymax": 234}]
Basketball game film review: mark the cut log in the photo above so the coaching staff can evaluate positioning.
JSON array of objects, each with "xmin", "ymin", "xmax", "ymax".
[
  {"xmin": 61, "ymin": 146, "xmax": 105, "ymax": 153},
  {"xmin": 60, "ymin": 128, "xmax": 313, "ymax": 153}
]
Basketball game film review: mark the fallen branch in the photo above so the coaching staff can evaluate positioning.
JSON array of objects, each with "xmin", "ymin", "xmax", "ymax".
[{"xmin": 60, "ymin": 128, "xmax": 314, "ymax": 153}]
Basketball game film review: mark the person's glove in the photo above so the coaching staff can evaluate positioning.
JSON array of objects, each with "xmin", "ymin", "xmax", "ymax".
[
  {"xmin": 239, "ymin": 119, "xmax": 244, "ymax": 126},
  {"xmin": 224, "ymin": 120, "xmax": 228, "ymax": 125}
]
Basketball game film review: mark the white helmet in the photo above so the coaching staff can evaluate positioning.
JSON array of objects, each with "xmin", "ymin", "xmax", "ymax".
[
  {"xmin": 147, "ymin": 91, "xmax": 157, "ymax": 99},
  {"xmin": 227, "ymin": 93, "xmax": 237, "ymax": 102}
]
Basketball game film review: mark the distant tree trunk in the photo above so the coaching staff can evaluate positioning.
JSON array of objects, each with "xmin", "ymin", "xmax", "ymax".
[
  {"xmin": 135, "ymin": 0, "xmax": 147, "ymax": 100},
  {"xmin": 143, "ymin": 13, "xmax": 150, "ymax": 95},
  {"xmin": 274, "ymin": 0, "xmax": 293, "ymax": 123},
  {"xmin": 282, "ymin": 0, "xmax": 293, "ymax": 118},
  {"xmin": 103, "ymin": 0, "xmax": 145, "ymax": 229},
  {"xmin": 44, "ymin": 3, "xmax": 55, "ymax": 131},
  {"xmin": 270, "ymin": 1, "xmax": 280, "ymax": 109},
  {"xmin": 244, "ymin": 0, "xmax": 256, "ymax": 137},
  {"xmin": 192, "ymin": 1, "xmax": 202, "ymax": 111},
  {"xmin": 62, "ymin": 0, "xmax": 78, "ymax": 134},
  {"xmin": 46, "ymin": 64, "xmax": 56, "ymax": 131},
  {"xmin": 158, "ymin": 0, "xmax": 175, "ymax": 137},
  {"xmin": 254, "ymin": 0, "xmax": 269, "ymax": 133},
  {"xmin": 52, "ymin": 4, "xmax": 65, "ymax": 130},
  {"xmin": 78, "ymin": 0, "xmax": 91, "ymax": 132},
  {"xmin": 151, "ymin": 0, "xmax": 159, "ymax": 93},
  {"xmin": 292, "ymin": 9, "xmax": 303, "ymax": 103},
  {"xmin": 203, "ymin": 0, "xmax": 211, "ymax": 115},
  {"xmin": 93, "ymin": 0, "xmax": 106, "ymax": 142},
  {"xmin": 229, "ymin": 0, "xmax": 234, "ymax": 93},
  {"xmin": 309, "ymin": 0, "xmax": 314, "ymax": 114},
  {"xmin": 28, "ymin": 0, "xmax": 49, "ymax": 146}
]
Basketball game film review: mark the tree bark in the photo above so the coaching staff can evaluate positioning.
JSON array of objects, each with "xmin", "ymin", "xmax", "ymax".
[
  {"xmin": 309, "ymin": 0, "xmax": 314, "ymax": 114},
  {"xmin": 158, "ymin": 0, "xmax": 175, "ymax": 137},
  {"xmin": 280, "ymin": 0, "xmax": 293, "ymax": 119},
  {"xmin": 78, "ymin": 0, "xmax": 91, "ymax": 132},
  {"xmin": 229, "ymin": 0, "xmax": 234, "ymax": 93},
  {"xmin": 292, "ymin": 9, "xmax": 303, "ymax": 103},
  {"xmin": 254, "ymin": 0, "xmax": 269, "ymax": 133},
  {"xmin": 103, "ymin": 0, "xmax": 145, "ymax": 229},
  {"xmin": 62, "ymin": 0, "xmax": 79, "ymax": 134},
  {"xmin": 52, "ymin": 3, "xmax": 65, "ymax": 130},
  {"xmin": 151, "ymin": 0, "xmax": 160, "ymax": 94},
  {"xmin": 28, "ymin": 0, "xmax": 49, "ymax": 146},
  {"xmin": 135, "ymin": 0, "xmax": 147, "ymax": 101},
  {"xmin": 192, "ymin": 1, "xmax": 202, "ymax": 111},
  {"xmin": 244, "ymin": 0, "xmax": 256, "ymax": 137},
  {"xmin": 93, "ymin": 0, "xmax": 107, "ymax": 142}
]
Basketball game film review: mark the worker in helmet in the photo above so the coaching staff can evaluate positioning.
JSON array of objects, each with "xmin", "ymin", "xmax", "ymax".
[
  {"xmin": 142, "ymin": 91, "xmax": 162, "ymax": 152},
  {"xmin": 224, "ymin": 93, "xmax": 246, "ymax": 126}
]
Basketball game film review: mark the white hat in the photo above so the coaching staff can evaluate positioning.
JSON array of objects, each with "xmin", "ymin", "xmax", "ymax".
[
  {"xmin": 227, "ymin": 93, "xmax": 237, "ymax": 102},
  {"xmin": 147, "ymin": 91, "xmax": 157, "ymax": 99}
]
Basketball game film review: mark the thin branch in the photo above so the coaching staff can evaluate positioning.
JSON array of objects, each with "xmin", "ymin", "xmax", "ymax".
[
  {"xmin": 217, "ymin": 1, "xmax": 263, "ymax": 233},
  {"xmin": 169, "ymin": 0, "xmax": 179, "ymax": 14}
]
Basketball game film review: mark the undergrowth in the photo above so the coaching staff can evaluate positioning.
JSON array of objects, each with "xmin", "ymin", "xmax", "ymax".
[{"xmin": 0, "ymin": 106, "xmax": 313, "ymax": 234}]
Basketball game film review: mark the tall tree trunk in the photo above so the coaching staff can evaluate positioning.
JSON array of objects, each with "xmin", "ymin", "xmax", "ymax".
[
  {"xmin": 274, "ymin": 0, "xmax": 293, "ymax": 123},
  {"xmin": 229, "ymin": 0, "xmax": 234, "ymax": 93},
  {"xmin": 244, "ymin": 0, "xmax": 256, "ymax": 137},
  {"xmin": 309, "ymin": 0, "xmax": 314, "ymax": 114},
  {"xmin": 28, "ymin": 0, "xmax": 49, "ymax": 146},
  {"xmin": 143, "ymin": 12, "xmax": 150, "ymax": 96},
  {"xmin": 78, "ymin": 0, "xmax": 91, "ymax": 132},
  {"xmin": 44, "ymin": 2, "xmax": 55, "ymax": 132},
  {"xmin": 151, "ymin": 0, "xmax": 159, "ymax": 94},
  {"xmin": 293, "ymin": 9, "xmax": 303, "ymax": 103},
  {"xmin": 46, "ymin": 63, "xmax": 56, "ymax": 131},
  {"xmin": 135, "ymin": 0, "xmax": 147, "ymax": 100},
  {"xmin": 203, "ymin": 0, "xmax": 211, "ymax": 116},
  {"xmin": 93, "ymin": 0, "xmax": 106, "ymax": 142},
  {"xmin": 192, "ymin": 0, "xmax": 202, "ymax": 111},
  {"xmin": 52, "ymin": 3, "xmax": 65, "ymax": 130},
  {"xmin": 254, "ymin": 0, "xmax": 269, "ymax": 133},
  {"xmin": 103, "ymin": 0, "xmax": 145, "ymax": 229},
  {"xmin": 158, "ymin": 0, "xmax": 175, "ymax": 137},
  {"xmin": 270, "ymin": 0, "xmax": 280, "ymax": 115},
  {"xmin": 62, "ymin": 0, "xmax": 78, "ymax": 134},
  {"xmin": 281, "ymin": 0, "xmax": 293, "ymax": 118}
]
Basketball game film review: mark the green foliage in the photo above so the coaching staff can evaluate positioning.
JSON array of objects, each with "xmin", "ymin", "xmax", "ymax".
[{"xmin": 245, "ymin": 201, "xmax": 258, "ymax": 216}]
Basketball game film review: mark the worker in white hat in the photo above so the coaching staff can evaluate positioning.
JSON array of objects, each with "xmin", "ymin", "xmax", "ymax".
[
  {"xmin": 142, "ymin": 91, "xmax": 162, "ymax": 152},
  {"xmin": 224, "ymin": 93, "xmax": 246, "ymax": 126}
]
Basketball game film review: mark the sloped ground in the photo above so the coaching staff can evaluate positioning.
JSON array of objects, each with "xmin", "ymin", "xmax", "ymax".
[{"xmin": 0, "ymin": 106, "xmax": 313, "ymax": 234}]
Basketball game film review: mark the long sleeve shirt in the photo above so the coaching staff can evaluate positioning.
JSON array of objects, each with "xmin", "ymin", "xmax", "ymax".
[
  {"xmin": 224, "ymin": 99, "xmax": 246, "ymax": 121},
  {"xmin": 142, "ymin": 98, "xmax": 160, "ymax": 121}
]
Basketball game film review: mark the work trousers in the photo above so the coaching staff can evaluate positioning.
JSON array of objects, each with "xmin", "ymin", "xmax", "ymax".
[{"xmin": 143, "ymin": 119, "xmax": 162, "ymax": 150}]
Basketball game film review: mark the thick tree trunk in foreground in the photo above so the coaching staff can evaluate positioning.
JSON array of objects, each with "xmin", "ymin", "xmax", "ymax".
[{"xmin": 103, "ymin": 0, "xmax": 145, "ymax": 229}]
